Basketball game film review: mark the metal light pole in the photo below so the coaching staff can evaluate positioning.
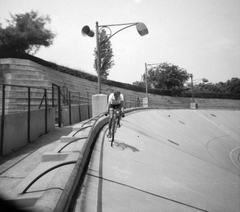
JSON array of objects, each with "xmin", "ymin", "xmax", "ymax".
[
  {"xmin": 189, "ymin": 74, "xmax": 208, "ymax": 109},
  {"xmin": 82, "ymin": 22, "xmax": 149, "ymax": 94},
  {"xmin": 190, "ymin": 74, "xmax": 195, "ymax": 103},
  {"xmin": 95, "ymin": 22, "xmax": 101, "ymax": 94},
  {"xmin": 143, "ymin": 63, "xmax": 161, "ymax": 107},
  {"xmin": 145, "ymin": 63, "xmax": 161, "ymax": 97},
  {"xmin": 145, "ymin": 63, "xmax": 148, "ymax": 98}
]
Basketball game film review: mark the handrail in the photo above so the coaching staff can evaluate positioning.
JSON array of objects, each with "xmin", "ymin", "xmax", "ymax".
[
  {"xmin": 54, "ymin": 111, "xmax": 107, "ymax": 212},
  {"xmin": 72, "ymin": 125, "xmax": 92, "ymax": 137},
  {"xmin": 71, "ymin": 113, "xmax": 104, "ymax": 137},
  {"xmin": 57, "ymin": 136, "xmax": 88, "ymax": 153},
  {"xmin": 21, "ymin": 160, "xmax": 77, "ymax": 194},
  {"xmin": 21, "ymin": 111, "xmax": 105, "ymax": 196},
  {"xmin": 81, "ymin": 117, "xmax": 98, "ymax": 128}
]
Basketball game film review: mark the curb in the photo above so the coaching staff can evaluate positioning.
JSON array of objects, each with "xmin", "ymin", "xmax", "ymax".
[
  {"xmin": 53, "ymin": 107, "xmax": 160, "ymax": 212},
  {"xmin": 49, "ymin": 115, "xmax": 108, "ymax": 212},
  {"xmin": 33, "ymin": 107, "xmax": 157, "ymax": 211}
]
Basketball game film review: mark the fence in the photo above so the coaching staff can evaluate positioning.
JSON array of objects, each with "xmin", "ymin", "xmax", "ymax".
[
  {"xmin": 0, "ymin": 83, "xmax": 143, "ymax": 156},
  {"xmin": 0, "ymin": 83, "xmax": 56, "ymax": 156}
]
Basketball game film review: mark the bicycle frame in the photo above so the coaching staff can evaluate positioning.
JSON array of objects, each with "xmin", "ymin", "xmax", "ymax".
[{"xmin": 109, "ymin": 108, "xmax": 120, "ymax": 146}]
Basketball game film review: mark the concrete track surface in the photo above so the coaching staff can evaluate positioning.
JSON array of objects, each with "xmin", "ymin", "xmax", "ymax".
[{"xmin": 74, "ymin": 109, "xmax": 240, "ymax": 212}]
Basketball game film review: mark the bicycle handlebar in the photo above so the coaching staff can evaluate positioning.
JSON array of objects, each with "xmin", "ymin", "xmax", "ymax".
[{"xmin": 105, "ymin": 110, "xmax": 125, "ymax": 117}]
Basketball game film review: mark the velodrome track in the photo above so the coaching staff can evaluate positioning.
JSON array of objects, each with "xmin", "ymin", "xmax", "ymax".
[{"xmin": 74, "ymin": 109, "xmax": 240, "ymax": 212}]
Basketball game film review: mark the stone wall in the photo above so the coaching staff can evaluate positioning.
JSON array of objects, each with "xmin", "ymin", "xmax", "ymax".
[
  {"xmin": 0, "ymin": 58, "xmax": 240, "ymax": 111},
  {"xmin": 0, "ymin": 107, "xmax": 55, "ymax": 155}
]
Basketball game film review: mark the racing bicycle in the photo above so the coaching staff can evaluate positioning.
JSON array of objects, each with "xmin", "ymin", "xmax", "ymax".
[{"xmin": 106, "ymin": 108, "xmax": 124, "ymax": 146}]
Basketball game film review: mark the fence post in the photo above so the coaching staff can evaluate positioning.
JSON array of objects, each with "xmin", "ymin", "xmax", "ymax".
[
  {"xmin": 69, "ymin": 91, "xmax": 72, "ymax": 125},
  {"xmin": 44, "ymin": 89, "xmax": 48, "ymax": 133},
  {"xmin": 52, "ymin": 84, "xmax": 55, "ymax": 107},
  {"xmin": 87, "ymin": 92, "xmax": 90, "ymax": 118},
  {"xmin": 27, "ymin": 87, "xmax": 30, "ymax": 143},
  {"xmin": 0, "ymin": 85, "xmax": 5, "ymax": 156},
  {"xmin": 58, "ymin": 86, "xmax": 61, "ymax": 127},
  {"xmin": 78, "ymin": 92, "xmax": 81, "ymax": 122}
]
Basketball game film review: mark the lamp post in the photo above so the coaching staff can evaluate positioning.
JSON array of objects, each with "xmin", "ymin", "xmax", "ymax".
[
  {"xmin": 190, "ymin": 74, "xmax": 195, "ymax": 103},
  {"xmin": 189, "ymin": 74, "xmax": 208, "ymax": 109},
  {"xmin": 82, "ymin": 21, "xmax": 148, "ymax": 116},
  {"xmin": 82, "ymin": 22, "xmax": 149, "ymax": 94},
  {"xmin": 144, "ymin": 63, "xmax": 161, "ymax": 107},
  {"xmin": 145, "ymin": 63, "xmax": 161, "ymax": 97}
]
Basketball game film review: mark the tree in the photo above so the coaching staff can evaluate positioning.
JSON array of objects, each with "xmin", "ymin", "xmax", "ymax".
[
  {"xmin": 94, "ymin": 29, "xmax": 114, "ymax": 79},
  {"xmin": 0, "ymin": 10, "xmax": 56, "ymax": 55},
  {"xmin": 196, "ymin": 77, "xmax": 240, "ymax": 94},
  {"xmin": 226, "ymin": 78, "xmax": 240, "ymax": 94},
  {"xmin": 144, "ymin": 62, "xmax": 190, "ymax": 91},
  {"xmin": 132, "ymin": 80, "xmax": 146, "ymax": 88}
]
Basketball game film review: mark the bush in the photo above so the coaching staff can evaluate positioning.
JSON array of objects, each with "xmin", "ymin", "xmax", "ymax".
[
  {"xmin": 0, "ymin": 53, "xmax": 172, "ymax": 96},
  {"xmin": 1, "ymin": 53, "xmax": 239, "ymax": 100},
  {"xmin": 180, "ymin": 92, "xmax": 240, "ymax": 100}
]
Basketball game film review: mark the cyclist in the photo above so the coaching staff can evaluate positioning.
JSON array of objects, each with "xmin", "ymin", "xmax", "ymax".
[{"xmin": 106, "ymin": 91, "xmax": 124, "ymax": 138}]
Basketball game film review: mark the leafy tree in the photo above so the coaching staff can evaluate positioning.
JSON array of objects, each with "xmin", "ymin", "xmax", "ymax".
[
  {"xmin": 0, "ymin": 10, "xmax": 56, "ymax": 55},
  {"xmin": 226, "ymin": 78, "xmax": 240, "ymax": 94},
  {"xmin": 143, "ymin": 62, "xmax": 190, "ymax": 91},
  {"xmin": 132, "ymin": 80, "xmax": 146, "ymax": 87},
  {"xmin": 94, "ymin": 29, "xmax": 114, "ymax": 79},
  {"xmin": 197, "ymin": 77, "xmax": 240, "ymax": 94}
]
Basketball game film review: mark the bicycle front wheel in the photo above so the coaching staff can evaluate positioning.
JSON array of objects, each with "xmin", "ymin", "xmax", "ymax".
[{"xmin": 111, "ymin": 118, "xmax": 116, "ymax": 144}]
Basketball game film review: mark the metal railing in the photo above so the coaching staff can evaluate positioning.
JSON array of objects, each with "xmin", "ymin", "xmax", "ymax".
[
  {"xmin": 0, "ymin": 83, "xmax": 56, "ymax": 156},
  {"xmin": 0, "ymin": 83, "xmax": 142, "ymax": 156},
  {"xmin": 21, "ymin": 112, "xmax": 105, "ymax": 195},
  {"xmin": 67, "ymin": 91, "xmax": 91, "ymax": 125}
]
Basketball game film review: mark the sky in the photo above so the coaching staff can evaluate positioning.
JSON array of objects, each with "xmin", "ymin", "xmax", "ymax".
[{"xmin": 0, "ymin": 0, "xmax": 240, "ymax": 84}]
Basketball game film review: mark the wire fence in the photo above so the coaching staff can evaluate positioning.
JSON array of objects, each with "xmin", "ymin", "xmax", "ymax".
[{"xmin": 0, "ymin": 82, "xmax": 143, "ymax": 156}]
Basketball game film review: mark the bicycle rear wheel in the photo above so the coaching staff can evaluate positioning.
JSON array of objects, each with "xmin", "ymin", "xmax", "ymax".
[{"xmin": 111, "ymin": 118, "xmax": 116, "ymax": 146}]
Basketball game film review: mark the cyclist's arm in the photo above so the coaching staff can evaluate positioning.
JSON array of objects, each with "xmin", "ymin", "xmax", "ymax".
[{"xmin": 121, "ymin": 101, "xmax": 124, "ymax": 112}]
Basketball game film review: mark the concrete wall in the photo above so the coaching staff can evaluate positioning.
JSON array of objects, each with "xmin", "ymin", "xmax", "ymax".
[
  {"xmin": 0, "ymin": 58, "xmax": 240, "ymax": 112},
  {"xmin": 0, "ymin": 107, "xmax": 55, "ymax": 155},
  {"xmin": 0, "ymin": 58, "xmax": 184, "ymax": 110},
  {"xmin": 61, "ymin": 104, "xmax": 91, "ymax": 126},
  {"xmin": 29, "ymin": 108, "xmax": 55, "ymax": 141}
]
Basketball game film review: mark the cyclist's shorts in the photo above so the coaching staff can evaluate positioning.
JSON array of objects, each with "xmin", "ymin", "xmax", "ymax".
[{"xmin": 109, "ymin": 104, "xmax": 121, "ymax": 110}]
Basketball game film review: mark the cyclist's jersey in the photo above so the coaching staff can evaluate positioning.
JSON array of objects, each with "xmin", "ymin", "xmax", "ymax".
[{"xmin": 108, "ymin": 93, "xmax": 124, "ymax": 105}]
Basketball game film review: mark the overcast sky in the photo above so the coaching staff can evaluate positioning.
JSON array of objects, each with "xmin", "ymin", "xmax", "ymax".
[{"xmin": 0, "ymin": 0, "xmax": 240, "ymax": 84}]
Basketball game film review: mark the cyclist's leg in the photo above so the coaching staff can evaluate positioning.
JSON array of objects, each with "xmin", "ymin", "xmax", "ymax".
[
  {"xmin": 107, "ymin": 107, "xmax": 114, "ymax": 137},
  {"xmin": 116, "ymin": 104, "xmax": 121, "ymax": 127}
]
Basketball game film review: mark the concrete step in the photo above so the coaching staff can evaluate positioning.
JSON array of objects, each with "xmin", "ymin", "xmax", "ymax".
[
  {"xmin": 5, "ymin": 65, "xmax": 45, "ymax": 75},
  {"xmin": 2, "ymin": 120, "xmax": 90, "ymax": 210},
  {"xmin": 4, "ymin": 86, "xmax": 52, "ymax": 92},
  {"xmin": 3, "ymin": 122, "xmax": 91, "ymax": 209},
  {"xmin": 4, "ymin": 98, "xmax": 53, "ymax": 105},
  {"xmin": 4, "ymin": 161, "xmax": 61, "ymax": 208},
  {"xmin": 3, "ymin": 104, "xmax": 48, "ymax": 111},
  {"xmin": 5, "ymin": 79, "xmax": 51, "ymax": 87},
  {"xmin": 9, "ymin": 74, "xmax": 48, "ymax": 81}
]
